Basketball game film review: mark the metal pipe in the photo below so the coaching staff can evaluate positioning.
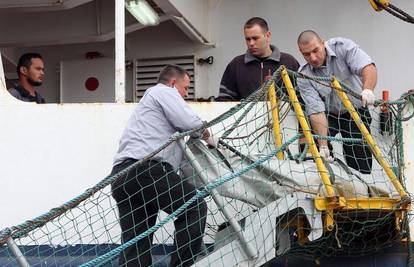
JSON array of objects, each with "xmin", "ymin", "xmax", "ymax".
[
  {"xmin": 0, "ymin": 52, "xmax": 6, "ymax": 89},
  {"xmin": 115, "ymin": 0, "xmax": 125, "ymax": 103},
  {"xmin": 95, "ymin": 0, "xmax": 102, "ymax": 36},
  {"xmin": 177, "ymin": 139, "xmax": 257, "ymax": 260},
  {"xmin": 281, "ymin": 66, "xmax": 336, "ymax": 198},
  {"xmin": 268, "ymin": 81, "xmax": 284, "ymax": 159},
  {"xmin": 331, "ymin": 77, "xmax": 407, "ymax": 198},
  {"xmin": 6, "ymin": 237, "xmax": 30, "ymax": 267},
  {"xmin": 170, "ymin": 16, "xmax": 215, "ymax": 47}
]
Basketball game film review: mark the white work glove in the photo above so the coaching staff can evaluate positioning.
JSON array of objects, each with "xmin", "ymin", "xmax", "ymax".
[
  {"xmin": 319, "ymin": 145, "xmax": 334, "ymax": 163},
  {"xmin": 205, "ymin": 136, "xmax": 218, "ymax": 148},
  {"xmin": 361, "ymin": 89, "xmax": 375, "ymax": 107}
]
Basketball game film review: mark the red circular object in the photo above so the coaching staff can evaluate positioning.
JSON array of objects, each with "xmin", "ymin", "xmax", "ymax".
[{"xmin": 85, "ymin": 77, "xmax": 99, "ymax": 91}]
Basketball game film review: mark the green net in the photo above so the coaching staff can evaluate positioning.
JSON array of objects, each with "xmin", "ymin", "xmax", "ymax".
[{"xmin": 1, "ymin": 67, "xmax": 413, "ymax": 267}]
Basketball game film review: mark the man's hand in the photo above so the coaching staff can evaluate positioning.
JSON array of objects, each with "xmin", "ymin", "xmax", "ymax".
[
  {"xmin": 201, "ymin": 129, "xmax": 210, "ymax": 140},
  {"xmin": 205, "ymin": 136, "xmax": 218, "ymax": 147},
  {"xmin": 319, "ymin": 145, "xmax": 334, "ymax": 163},
  {"xmin": 361, "ymin": 89, "xmax": 375, "ymax": 107},
  {"xmin": 200, "ymin": 129, "xmax": 219, "ymax": 147}
]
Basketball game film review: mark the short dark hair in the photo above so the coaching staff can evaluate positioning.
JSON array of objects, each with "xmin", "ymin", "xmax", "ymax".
[
  {"xmin": 16, "ymin": 53, "xmax": 43, "ymax": 77},
  {"xmin": 297, "ymin": 30, "xmax": 322, "ymax": 45},
  {"xmin": 157, "ymin": 64, "xmax": 189, "ymax": 84},
  {"xmin": 244, "ymin": 17, "xmax": 269, "ymax": 32}
]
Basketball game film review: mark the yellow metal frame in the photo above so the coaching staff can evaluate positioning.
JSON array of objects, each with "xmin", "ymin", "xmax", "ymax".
[
  {"xmin": 314, "ymin": 196, "xmax": 404, "ymax": 211},
  {"xmin": 329, "ymin": 77, "xmax": 410, "ymax": 232},
  {"xmin": 315, "ymin": 196, "xmax": 410, "ymax": 232},
  {"xmin": 281, "ymin": 67, "xmax": 336, "ymax": 199},
  {"xmin": 268, "ymin": 81, "xmax": 284, "ymax": 159},
  {"xmin": 281, "ymin": 66, "xmax": 338, "ymax": 231},
  {"xmin": 331, "ymin": 78, "xmax": 407, "ymax": 198},
  {"xmin": 282, "ymin": 196, "xmax": 409, "ymax": 246},
  {"xmin": 279, "ymin": 68, "xmax": 411, "ymax": 233}
]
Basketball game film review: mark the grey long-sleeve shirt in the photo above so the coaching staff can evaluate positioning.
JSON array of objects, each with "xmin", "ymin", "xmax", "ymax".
[
  {"xmin": 113, "ymin": 83, "xmax": 203, "ymax": 169},
  {"xmin": 297, "ymin": 37, "xmax": 374, "ymax": 115}
]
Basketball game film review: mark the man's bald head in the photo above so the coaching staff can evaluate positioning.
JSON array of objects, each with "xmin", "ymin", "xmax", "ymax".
[
  {"xmin": 297, "ymin": 30, "xmax": 322, "ymax": 46},
  {"xmin": 297, "ymin": 30, "xmax": 326, "ymax": 68}
]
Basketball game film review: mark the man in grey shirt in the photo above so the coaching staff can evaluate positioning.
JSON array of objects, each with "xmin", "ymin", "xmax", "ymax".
[
  {"xmin": 297, "ymin": 30, "xmax": 377, "ymax": 174},
  {"xmin": 111, "ymin": 65, "xmax": 210, "ymax": 267}
]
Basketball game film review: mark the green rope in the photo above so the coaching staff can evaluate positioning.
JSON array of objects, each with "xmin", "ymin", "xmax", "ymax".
[{"xmin": 313, "ymin": 134, "xmax": 364, "ymax": 144}]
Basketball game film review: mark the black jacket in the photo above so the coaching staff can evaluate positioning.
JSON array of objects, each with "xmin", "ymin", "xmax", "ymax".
[{"xmin": 217, "ymin": 45, "xmax": 299, "ymax": 101}]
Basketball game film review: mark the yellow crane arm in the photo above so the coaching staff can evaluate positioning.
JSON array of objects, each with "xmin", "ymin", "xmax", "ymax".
[{"xmin": 368, "ymin": 0, "xmax": 389, "ymax": 11}]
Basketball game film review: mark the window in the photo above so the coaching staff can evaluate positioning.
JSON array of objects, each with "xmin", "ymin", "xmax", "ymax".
[{"xmin": 134, "ymin": 55, "xmax": 195, "ymax": 101}]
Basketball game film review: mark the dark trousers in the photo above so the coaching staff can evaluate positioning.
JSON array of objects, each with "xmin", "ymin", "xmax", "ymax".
[
  {"xmin": 111, "ymin": 159, "xmax": 207, "ymax": 267},
  {"xmin": 327, "ymin": 108, "xmax": 373, "ymax": 174}
]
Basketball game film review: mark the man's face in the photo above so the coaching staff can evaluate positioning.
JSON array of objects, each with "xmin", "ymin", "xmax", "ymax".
[
  {"xmin": 22, "ymin": 58, "xmax": 45, "ymax": 86},
  {"xmin": 174, "ymin": 74, "xmax": 190, "ymax": 98},
  {"xmin": 299, "ymin": 37, "xmax": 326, "ymax": 69},
  {"xmin": 244, "ymin": 24, "xmax": 271, "ymax": 58}
]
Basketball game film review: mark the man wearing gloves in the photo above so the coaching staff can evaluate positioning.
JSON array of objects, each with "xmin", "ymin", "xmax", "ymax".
[{"xmin": 297, "ymin": 30, "xmax": 376, "ymax": 174}]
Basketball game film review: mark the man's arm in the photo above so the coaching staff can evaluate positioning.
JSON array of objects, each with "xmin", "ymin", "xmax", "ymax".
[
  {"xmin": 309, "ymin": 111, "xmax": 333, "ymax": 161},
  {"xmin": 296, "ymin": 75, "xmax": 329, "ymax": 147},
  {"xmin": 158, "ymin": 89, "xmax": 204, "ymax": 132},
  {"xmin": 342, "ymin": 38, "xmax": 377, "ymax": 106},
  {"xmin": 309, "ymin": 112, "xmax": 329, "ymax": 146},
  {"xmin": 159, "ymin": 91, "xmax": 212, "ymax": 141},
  {"xmin": 361, "ymin": 63, "xmax": 377, "ymax": 91},
  {"xmin": 360, "ymin": 63, "xmax": 377, "ymax": 106},
  {"xmin": 216, "ymin": 63, "xmax": 240, "ymax": 101}
]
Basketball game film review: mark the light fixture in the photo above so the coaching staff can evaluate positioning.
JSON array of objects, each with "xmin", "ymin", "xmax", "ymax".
[{"xmin": 125, "ymin": 0, "xmax": 160, "ymax": 26}]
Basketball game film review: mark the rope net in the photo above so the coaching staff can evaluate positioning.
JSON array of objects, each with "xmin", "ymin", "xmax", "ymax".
[{"xmin": 0, "ymin": 67, "xmax": 413, "ymax": 266}]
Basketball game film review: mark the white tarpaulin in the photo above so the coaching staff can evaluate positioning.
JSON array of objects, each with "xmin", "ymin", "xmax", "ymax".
[{"xmin": 182, "ymin": 140, "xmax": 393, "ymax": 208}]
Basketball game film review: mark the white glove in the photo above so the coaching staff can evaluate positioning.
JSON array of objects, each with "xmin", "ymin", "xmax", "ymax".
[
  {"xmin": 361, "ymin": 89, "xmax": 375, "ymax": 107},
  {"xmin": 319, "ymin": 145, "xmax": 334, "ymax": 163},
  {"xmin": 205, "ymin": 136, "xmax": 218, "ymax": 147}
]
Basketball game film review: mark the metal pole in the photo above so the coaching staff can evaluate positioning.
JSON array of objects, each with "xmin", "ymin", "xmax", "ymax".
[
  {"xmin": 115, "ymin": 0, "xmax": 125, "ymax": 103},
  {"xmin": 268, "ymin": 81, "xmax": 284, "ymax": 159},
  {"xmin": 280, "ymin": 66, "xmax": 335, "ymax": 198},
  {"xmin": 6, "ymin": 237, "xmax": 30, "ymax": 267},
  {"xmin": 0, "ymin": 52, "xmax": 6, "ymax": 90},
  {"xmin": 177, "ymin": 139, "xmax": 258, "ymax": 260},
  {"xmin": 281, "ymin": 66, "xmax": 337, "ymax": 231}
]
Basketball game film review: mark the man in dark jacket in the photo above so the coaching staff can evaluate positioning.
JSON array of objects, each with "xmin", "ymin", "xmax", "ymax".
[
  {"xmin": 217, "ymin": 17, "xmax": 300, "ymax": 100},
  {"xmin": 8, "ymin": 53, "xmax": 45, "ymax": 103}
]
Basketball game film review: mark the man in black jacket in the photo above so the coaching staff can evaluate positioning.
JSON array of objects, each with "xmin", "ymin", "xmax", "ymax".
[{"xmin": 217, "ymin": 17, "xmax": 299, "ymax": 100}]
